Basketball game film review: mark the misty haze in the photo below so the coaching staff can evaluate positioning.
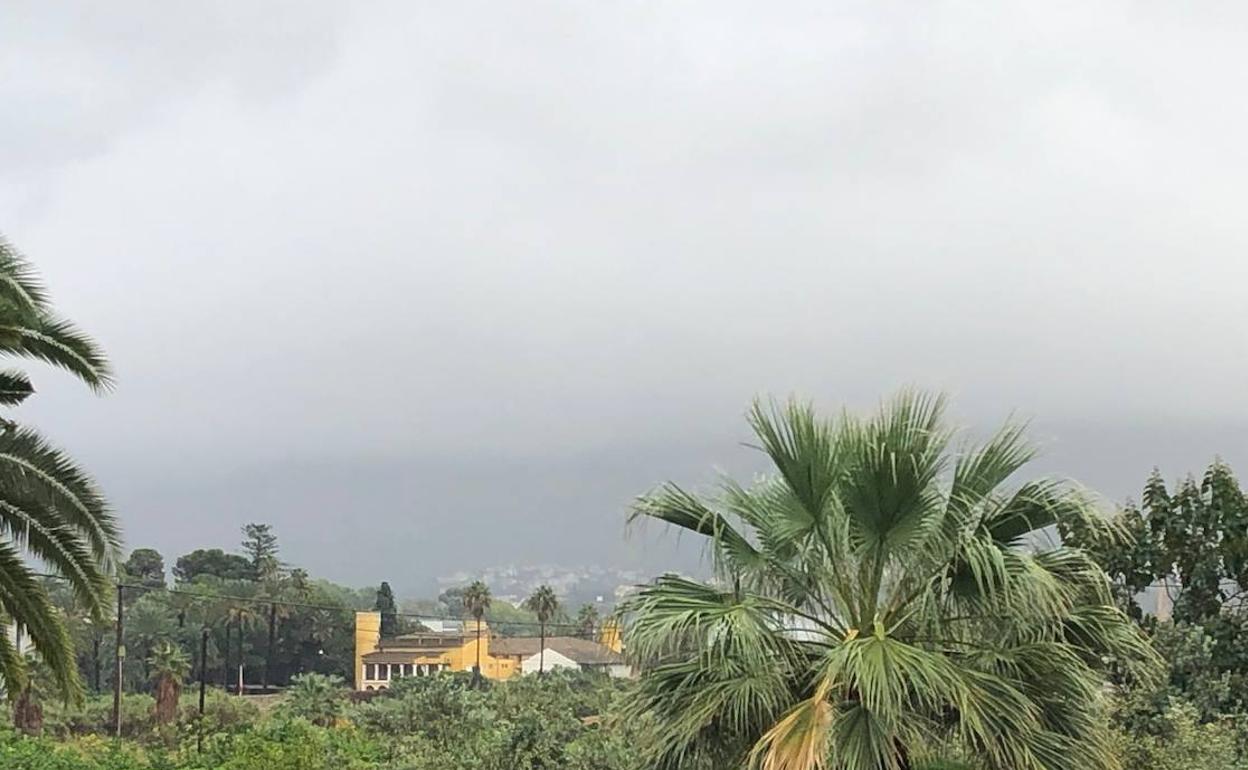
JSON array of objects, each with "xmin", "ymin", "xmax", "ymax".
[{"xmin": 2, "ymin": 4, "xmax": 1247, "ymax": 768}]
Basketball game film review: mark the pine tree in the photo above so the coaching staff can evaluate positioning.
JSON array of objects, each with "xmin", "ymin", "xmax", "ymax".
[{"xmin": 240, "ymin": 523, "xmax": 280, "ymax": 580}]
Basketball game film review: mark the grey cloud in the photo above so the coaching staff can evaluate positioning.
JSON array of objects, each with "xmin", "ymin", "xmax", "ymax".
[{"xmin": 1, "ymin": 1, "xmax": 1246, "ymax": 592}]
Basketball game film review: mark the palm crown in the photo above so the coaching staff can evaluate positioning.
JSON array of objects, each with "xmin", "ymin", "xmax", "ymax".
[
  {"xmin": 147, "ymin": 640, "xmax": 190, "ymax": 682},
  {"xmin": 464, "ymin": 581, "xmax": 491, "ymax": 620},
  {"xmin": 620, "ymin": 392, "xmax": 1155, "ymax": 770},
  {"xmin": 0, "ymin": 237, "xmax": 117, "ymax": 701},
  {"xmin": 522, "ymin": 585, "xmax": 559, "ymax": 623}
]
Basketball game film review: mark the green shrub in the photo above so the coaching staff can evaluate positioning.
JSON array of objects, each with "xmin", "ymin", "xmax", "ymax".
[
  {"xmin": 196, "ymin": 718, "xmax": 383, "ymax": 770},
  {"xmin": 1112, "ymin": 701, "xmax": 1248, "ymax": 770},
  {"xmin": 276, "ymin": 673, "xmax": 346, "ymax": 727}
]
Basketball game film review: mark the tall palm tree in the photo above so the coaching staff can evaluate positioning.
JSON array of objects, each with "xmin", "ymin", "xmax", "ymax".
[
  {"xmin": 127, "ymin": 595, "xmax": 176, "ymax": 682},
  {"xmin": 11, "ymin": 654, "xmax": 56, "ymax": 735},
  {"xmin": 148, "ymin": 640, "xmax": 190, "ymax": 725},
  {"xmin": 463, "ymin": 581, "xmax": 491, "ymax": 678},
  {"xmin": 0, "ymin": 237, "xmax": 116, "ymax": 702},
  {"xmin": 575, "ymin": 603, "xmax": 600, "ymax": 640},
  {"xmin": 224, "ymin": 603, "xmax": 261, "ymax": 694},
  {"xmin": 282, "ymin": 672, "xmax": 345, "ymax": 727},
  {"xmin": 576, "ymin": 603, "xmax": 601, "ymax": 640},
  {"xmin": 522, "ymin": 585, "xmax": 559, "ymax": 675},
  {"xmin": 620, "ymin": 392, "xmax": 1156, "ymax": 770}
]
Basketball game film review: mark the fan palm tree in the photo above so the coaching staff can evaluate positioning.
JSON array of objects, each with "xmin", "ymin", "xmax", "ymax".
[
  {"xmin": 463, "ymin": 581, "xmax": 491, "ymax": 678},
  {"xmin": 522, "ymin": 585, "xmax": 559, "ymax": 674},
  {"xmin": 576, "ymin": 603, "xmax": 600, "ymax": 640},
  {"xmin": 620, "ymin": 392, "xmax": 1156, "ymax": 770},
  {"xmin": 148, "ymin": 640, "xmax": 190, "ymax": 725},
  {"xmin": 127, "ymin": 595, "xmax": 176, "ymax": 682},
  {"xmin": 283, "ymin": 672, "xmax": 345, "ymax": 726},
  {"xmin": 224, "ymin": 603, "xmax": 262, "ymax": 694},
  {"xmin": 0, "ymin": 237, "xmax": 116, "ymax": 702}
]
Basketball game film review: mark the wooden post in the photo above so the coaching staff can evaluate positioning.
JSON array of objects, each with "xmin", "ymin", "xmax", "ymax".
[
  {"xmin": 112, "ymin": 585, "xmax": 124, "ymax": 738},
  {"xmin": 264, "ymin": 603, "xmax": 276, "ymax": 692},
  {"xmin": 197, "ymin": 627, "xmax": 208, "ymax": 753}
]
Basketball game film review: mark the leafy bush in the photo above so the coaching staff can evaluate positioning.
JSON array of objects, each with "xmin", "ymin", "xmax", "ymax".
[
  {"xmin": 197, "ymin": 718, "xmax": 384, "ymax": 770},
  {"xmin": 1, "ymin": 672, "xmax": 640, "ymax": 769},
  {"xmin": 30, "ymin": 688, "xmax": 260, "ymax": 746},
  {"xmin": 276, "ymin": 673, "xmax": 346, "ymax": 727},
  {"xmin": 0, "ymin": 728, "xmax": 153, "ymax": 770},
  {"xmin": 1111, "ymin": 700, "xmax": 1248, "ymax": 770}
]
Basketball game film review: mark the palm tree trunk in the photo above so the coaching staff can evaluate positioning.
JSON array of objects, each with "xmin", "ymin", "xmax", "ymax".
[
  {"xmin": 13, "ymin": 685, "xmax": 42, "ymax": 735},
  {"xmin": 475, "ymin": 616, "xmax": 482, "ymax": 674},
  {"xmin": 539, "ymin": 621, "xmax": 545, "ymax": 675}
]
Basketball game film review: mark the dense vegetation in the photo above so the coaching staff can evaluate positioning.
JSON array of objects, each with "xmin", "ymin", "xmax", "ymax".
[
  {"xmin": 0, "ymin": 671, "xmax": 637, "ymax": 770},
  {"xmin": 37, "ymin": 525, "xmax": 579, "ymax": 706}
]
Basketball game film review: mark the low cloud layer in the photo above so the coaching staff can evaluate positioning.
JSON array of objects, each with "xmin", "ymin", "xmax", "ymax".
[{"xmin": 2, "ymin": 1, "xmax": 1245, "ymax": 591}]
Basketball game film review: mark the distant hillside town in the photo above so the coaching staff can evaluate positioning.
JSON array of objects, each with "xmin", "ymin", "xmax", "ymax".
[{"xmin": 435, "ymin": 563, "xmax": 649, "ymax": 609}]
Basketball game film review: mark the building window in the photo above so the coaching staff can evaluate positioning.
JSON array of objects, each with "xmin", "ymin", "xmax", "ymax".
[
  {"xmin": 404, "ymin": 664, "xmax": 413, "ymax": 676},
  {"xmin": 365, "ymin": 664, "xmax": 376, "ymax": 680},
  {"xmin": 378, "ymin": 664, "xmax": 389, "ymax": 680}
]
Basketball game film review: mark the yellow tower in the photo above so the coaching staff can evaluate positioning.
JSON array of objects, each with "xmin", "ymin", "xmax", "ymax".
[
  {"xmin": 354, "ymin": 611, "xmax": 381, "ymax": 690},
  {"xmin": 598, "ymin": 618, "xmax": 624, "ymax": 654}
]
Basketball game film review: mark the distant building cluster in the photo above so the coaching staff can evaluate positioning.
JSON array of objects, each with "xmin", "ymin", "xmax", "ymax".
[
  {"xmin": 353, "ymin": 611, "xmax": 632, "ymax": 690},
  {"xmin": 436, "ymin": 563, "xmax": 648, "ymax": 608}
]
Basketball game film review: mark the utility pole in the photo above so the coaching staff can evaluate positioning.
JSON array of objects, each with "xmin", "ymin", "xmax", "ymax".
[
  {"xmin": 198, "ymin": 627, "xmax": 208, "ymax": 753},
  {"xmin": 92, "ymin": 635, "xmax": 101, "ymax": 693},
  {"xmin": 222, "ymin": 616, "xmax": 230, "ymax": 689},
  {"xmin": 112, "ymin": 584, "xmax": 124, "ymax": 738},
  {"xmin": 264, "ymin": 603, "xmax": 276, "ymax": 692}
]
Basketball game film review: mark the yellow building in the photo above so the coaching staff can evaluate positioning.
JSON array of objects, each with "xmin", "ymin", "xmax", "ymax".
[{"xmin": 353, "ymin": 611, "xmax": 630, "ymax": 690}]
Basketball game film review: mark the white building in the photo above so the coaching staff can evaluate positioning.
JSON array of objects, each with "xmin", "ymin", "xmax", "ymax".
[{"xmin": 490, "ymin": 636, "xmax": 633, "ymax": 679}]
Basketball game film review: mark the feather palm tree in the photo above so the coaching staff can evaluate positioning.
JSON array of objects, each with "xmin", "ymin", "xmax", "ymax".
[
  {"xmin": 0, "ymin": 236, "xmax": 116, "ymax": 703},
  {"xmin": 522, "ymin": 585, "xmax": 559, "ymax": 674},
  {"xmin": 620, "ymin": 391, "xmax": 1157, "ymax": 770},
  {"xmin": 463, "ymin": 581, "xmax": 491, "ymax": 679}
]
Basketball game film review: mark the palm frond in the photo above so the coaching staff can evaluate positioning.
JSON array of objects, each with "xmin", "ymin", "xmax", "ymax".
[
  {"xmin": 625, "ymin": 390, "xmax": 1156, "ymax": 770},
  {"xmin": 0, "ymin": 315, "xmax": 114, "ymax": 392},
  {"xmin": 0, "ymin": 426, "xmax": 119, "ymax": 572},
  {"xmin": 0, "ymin": 541, "xmax": 82, "ymax": 701},
  {"xmin": 0, "ymin": 369, "xmax": 34, "ymax": 407},
  {"xmin": 0, "ymin": 238, "xmax": 48, "ymax": 314}
]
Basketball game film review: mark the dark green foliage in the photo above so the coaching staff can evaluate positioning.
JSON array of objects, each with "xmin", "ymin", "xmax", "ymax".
[
  {"xmin": 349, "ymin": 670, "xmax": 637, "ymax": 769},
  {"xmin": 574, "ymin": 604, "xmax": 599, "ymax": 640},
  {"xmin": 522, "ymin": 586, "xmax": 559, "ymax": 674},
  {"xmin": 1066, "ymin": 461, "xmax": 1248, "ymax": 623},
  {"xmin": 279, "ymin": 673, "xmax": 345, "ymax": 727},
  {"xmin": 122, "ymin": 549, "xmax": 167, "ymax": 589},
  {"xmin": 0, "ymin": 671, "xmax": 638, "ymax": 770},
  {"xmin": 172, "ymin": 550, "xmax": 254, "ymax": 583},
  {"xmin": 373, "ymin": 582, "xmax": 398, "ymax": 637},
  {"xmin": 1069, "ymin": 461, "xmax": 1248, "ymax": 736},
  {"xmin": 424, "ymin": 589, "xmax": 543, "ymax": 637},
  {"xmin": 240, "ymin": 524, "xmax": 280, "ymax": 581}
]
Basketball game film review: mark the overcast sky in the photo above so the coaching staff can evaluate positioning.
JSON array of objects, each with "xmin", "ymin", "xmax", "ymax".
[{"xmin": 2, "ymin": 1, "xmax": 1246, "ymax": 594}]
